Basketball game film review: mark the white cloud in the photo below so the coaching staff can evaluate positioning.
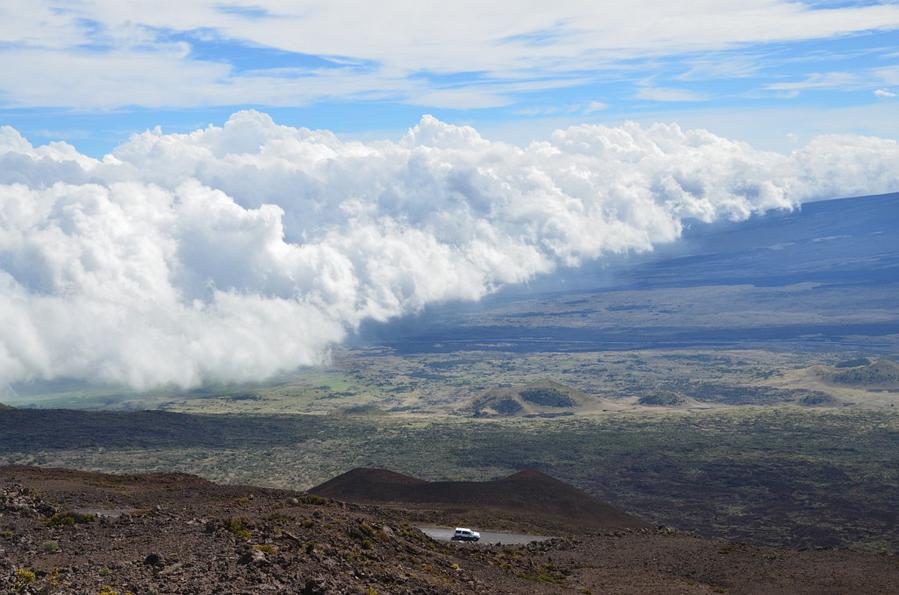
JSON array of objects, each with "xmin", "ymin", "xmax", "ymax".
[
  {"xmin": 875, "ymin": 88, "xmax": 897, "ymax": 98},
  {"xmin": 876, "ymin": 66, "xmax": 899, "ymax": 85},
  {"xmin": 516, "ymin": 100, "xmax": 608, "ymax": 117},
  {"xmin": 764, "ymin": 68, "xmax": 899, "ymax": 97},
  {"xmin": 636, "ymin": 86, "xmax": 709, "ymax": 102},
  {"xmin": 1, "ymin": 112, "xmax": 899, "ymax": 389},
  {"xmin": 765, "ymin": 71, "xmax": 861, "ymax": 92},
  {"xmin": 2, "ymin": 1, "xmax": 899, "ymax": 108}
]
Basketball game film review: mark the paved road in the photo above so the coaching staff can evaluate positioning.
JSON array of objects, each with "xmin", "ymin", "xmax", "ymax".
[{"xmin": 417, "ymin": 526, "xmax": 551, "ymax": 545}]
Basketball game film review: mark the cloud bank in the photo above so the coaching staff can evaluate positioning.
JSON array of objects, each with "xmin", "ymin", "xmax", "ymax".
[{"xmin": 1, "ymin": 112, "xmax": 898, "ymax": 389}]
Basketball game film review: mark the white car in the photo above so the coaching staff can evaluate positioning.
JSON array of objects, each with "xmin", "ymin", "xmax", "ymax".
[{"xmin": 451, "ymin": 527, "xmax": 480, "ymax": 542}]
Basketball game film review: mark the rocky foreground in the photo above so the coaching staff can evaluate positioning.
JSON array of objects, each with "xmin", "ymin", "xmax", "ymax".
[{"xmin": 1, "ymin": 466, "xmax": 897, "ymax": 594}]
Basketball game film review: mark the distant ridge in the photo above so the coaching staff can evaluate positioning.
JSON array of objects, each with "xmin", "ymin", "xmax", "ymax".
[
  {"xmin": 831, "ymin": 358, "xmax": 899, "ymax": 387},
  {"xmin": 311, "ymin": 467, "xmax": 645, "ymax": 531}
]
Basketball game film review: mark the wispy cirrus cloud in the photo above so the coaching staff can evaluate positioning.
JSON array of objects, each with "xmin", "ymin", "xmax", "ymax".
[
  {"xmin": 584, "ymin": 100, "xmax": 608, "ymax": 113},
  {"xmin": 516, "ymin": 100, "xmax": 608, "ymax": 117},
  {"xmin": 877, "ymin": 65, "xmax": 899, "ymax": 85},
  {"xmin": 763, "ymin": 65, "xmax": 899, "ymax": 100},
  {"xmin": 1, "ymin": 1, "xmax": 899, "ymax": 112},
  {"xmin": 636, "ymin": 86, "xmax": 709, "ymax": 102},
  {"xmin": 766, "ymin": 71, "xmax": 862, "ymax": 93}
]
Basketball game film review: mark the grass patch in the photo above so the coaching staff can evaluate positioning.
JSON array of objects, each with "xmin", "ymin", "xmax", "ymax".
[
  {"xmin": 227, "ymin": 516, "xmax": 252, "ymax": 540},
  {"xmin": 42, "ymin": 540, "xmax": 60, "ymax": 553},
  {"xmin": 45, "ymin": 511, "xmax": 96, "ymax": 527},
  {"xmin": 253, "ymin": 543, "xmax": 279, "ymax": 555}
]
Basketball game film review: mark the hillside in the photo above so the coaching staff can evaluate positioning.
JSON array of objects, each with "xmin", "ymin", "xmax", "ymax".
[
  {"xmin": 0, "ymin": 466, "xmax": 521, "ymax": 593},
  {"xmin": 638, "ymin": 390, "xmax": 688, "ymax": 407},
  {"xmin": 3, "ymin": 466, "xmax": 899, "ymax": 594},
  {"xmin": 469, "ymin": 380, "xmax": 590, "ymax": 417},
  {"xmin": 831, "ymin": 358, "xmax": 899, "ymax": 388},
  {"xmin": 311, "ymin": 467, "xmax": 645, "ymax": 532}
]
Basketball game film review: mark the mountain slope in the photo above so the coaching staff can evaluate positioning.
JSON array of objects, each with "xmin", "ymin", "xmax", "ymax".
[
  {"xmin": 356, "ymin": 192, "xmax": 899, "ymax": 354},
  {"xmin": 469, "ymin": 380, "xmax": 590, "ymax": 417},
  {"xmin": 831, "ymin": 358, "xmax": 899, "ymax": 387},
  {"xmin": 4, "ymin": 465, "xmax": 899, "ymax": 594},
  {"xmin": 311, "ymin": 467, "xmax": 646, "ymax": 531}
]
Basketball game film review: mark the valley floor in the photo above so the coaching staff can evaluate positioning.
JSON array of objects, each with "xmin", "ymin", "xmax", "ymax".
[{"xmin": 1, "ymin": 407, "xmax": 897, "ymax": 553}]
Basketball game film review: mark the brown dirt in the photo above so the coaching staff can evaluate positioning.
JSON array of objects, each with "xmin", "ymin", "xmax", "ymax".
[
  {"xmin": 1, "ymin": 466, "xmax": 898, "ymax": 594},
  {"xmin": 310, "ymin": 467, "xmax": 646, "ymax": 533}
]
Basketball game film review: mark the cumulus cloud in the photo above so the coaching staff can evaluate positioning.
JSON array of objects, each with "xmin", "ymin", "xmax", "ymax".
[
  {"xmin": 1, "ymin": 112, "xmax": 898, "ymax": 389},
  {"xmin": 874, "ymin": 88, "xmax": 896, "ymax": 98}
]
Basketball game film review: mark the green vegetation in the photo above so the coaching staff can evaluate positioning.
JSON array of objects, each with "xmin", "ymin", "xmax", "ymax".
[
  {"xmin": 5, "ymin": 345, "xmax": 894, "ymax": 417},
  {"xmin": 336, "ymin": 404, "xmax": 387, "ymax": 416},
  {"xmin": 638, "ymin": 391, "xmax": 685, "ymax": 406},
  {"xmin": 798, "ymin": 393, "xmax": 839, "ymax": 407},
  {"xmin": 266, "ymin": 513, "xmax": 291, "ymax": 525},
  {"xmin": 471, "ymin": 380, "xmax": 586, "ymax": 417},
  {"xmin": 45, "ymin": 511, "xmax": 96, "ymax": 527},
  {"xmin": 521, "ymin": 561, "xmax": 567, "ymax": 585},
  {"xmin": 482, "ymin": 398, "xmax": 522, "ymax": 416},
  {"xmin": 15, "ymin": 568, "xmax": 36, "ymax": 591},
  {"xmin": 835, "ymin": 357, "xmax": 872, "ymax": 369},
  {"xmin": 519, "ymin": 387, "xmax": 575, "ymax": 407},
  {"xmin": 252, "ymin": 543, "xmax": 279, "ymax": 555},
  {"xmin": 42, "ymin": 539, "xmax": 60, "ymax": 553},
  {"xmin": 2, "ymin": 407, "xmax": 896, "ymax": 552},
  {"xmin": 832, "ymin": 359, "xmax": 899, "ymax": 387},
  {"xmin": 300, "ymin": 494, "xmax": 328, "ymax": 506},
  {"xmin": 227, "ymin": 516, "xmax": 252, "ymax": 539}
]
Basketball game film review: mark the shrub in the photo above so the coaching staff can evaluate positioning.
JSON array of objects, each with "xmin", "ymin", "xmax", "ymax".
[
  {"xmin": 301, "ymin": 494, "xmax": 328, "ymax": 506},
  {"xmin": 227, "ymin": 516, "xmax": 252, "ymax": 539},
  {"xmin": 253, "ymin": 543, "xmax": 279, "ymax": 555},
  {"xmin": 45, "ymin": 511, "xmax": 96, "ymax": 527},
  {"xmin": 358, "ymin": 520, "xmax": 376, "ymax": 538},
  {"xmin": 15, "ymin": 568, "xmax": 36, "ymax": 590},
  {"xmin": 521, "ymin": 562, "xmax": 567, "ymax": 585},
  {"xmin": 266, "ymin": 513, "xmax": 291, "ymax": 525},
  {"xmin": 42, "ymin": 539, "xmax": 60, "ymax": 553}
]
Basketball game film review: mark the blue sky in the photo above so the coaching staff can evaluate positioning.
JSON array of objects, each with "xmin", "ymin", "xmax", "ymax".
[{"xmin": 1, "ymin": 1, "xmax": 898, "ymax": 154}]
